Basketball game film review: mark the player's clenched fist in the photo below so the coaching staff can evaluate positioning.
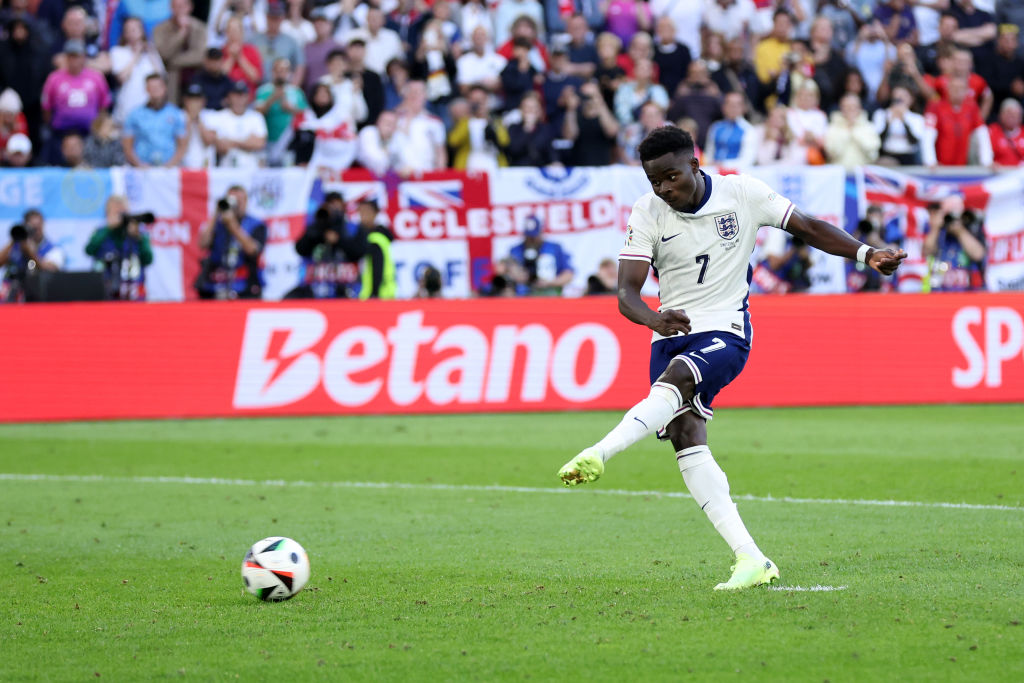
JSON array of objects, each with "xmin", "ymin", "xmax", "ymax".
[
  {"xmin": 868, "ymin": 248, "xmax": 908, "ymax": 276},
  {"xmin": 652, "ymin": 309, "xmax": 691, "ymax": 337}
]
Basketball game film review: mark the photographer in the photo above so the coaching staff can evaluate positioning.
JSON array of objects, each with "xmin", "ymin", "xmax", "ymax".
[
  {"xmin": 1, "ymin": 209, "xmax": 65, "ymax": 303},
  {"xmin": 923, "ymin": 196, "xmax": 987, "ymax": 292},
  {"xmin": 286, "ymin": 192, "xmax": 368, "ymax": 299},
  {"xmin": 507, "ymin": 215, "xmax": 574, "ymax": 296},
  {"xmin": 84, "ymin": 196, "xmax": 154, "ymax": 301},
  {"xmin": 196, "ymin": 185, "xmax": 266, "ymax": 299}
]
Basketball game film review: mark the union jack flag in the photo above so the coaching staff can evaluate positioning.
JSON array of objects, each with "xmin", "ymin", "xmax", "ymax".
[
  {"xmin": 398, "ymin": 180, "xmax": 464, "ymax": 209},
  {"xmin": 861, "ymin": 166, "xmax": 957, "ymax": 239}
]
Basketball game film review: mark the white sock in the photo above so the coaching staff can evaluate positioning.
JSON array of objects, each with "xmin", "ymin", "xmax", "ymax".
[
  {"xmin": 593, "ymin": 383, "xmax": 683, "ymax": 462},
  {"xmin": 677, "ymin": 445, "xmax": 766, "ymax": 561}
]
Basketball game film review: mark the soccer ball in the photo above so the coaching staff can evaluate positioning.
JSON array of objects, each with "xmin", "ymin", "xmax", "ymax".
[{"xmin": 241, "ymin": 536, "xmax": 310, "ymax": 601}]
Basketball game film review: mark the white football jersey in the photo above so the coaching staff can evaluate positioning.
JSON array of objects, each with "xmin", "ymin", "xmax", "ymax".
[{"xmin": 619, "ymin": 172, "xmax": 795, "ymax": 342}]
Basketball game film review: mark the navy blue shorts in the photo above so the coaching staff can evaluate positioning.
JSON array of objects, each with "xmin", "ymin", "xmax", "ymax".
[{"xmin": 649, "ymin": 331, "xmax": 750, "ymax": 422}]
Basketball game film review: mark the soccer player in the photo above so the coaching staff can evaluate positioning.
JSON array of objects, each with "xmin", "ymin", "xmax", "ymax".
[{"xmin": 558, "ymin": 126, "xmax": 907, "ymax": 590}]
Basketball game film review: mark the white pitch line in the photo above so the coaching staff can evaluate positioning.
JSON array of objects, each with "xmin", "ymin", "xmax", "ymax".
[
  {"xmin": 768, "ymin": 585, "xmax": 848, "ymax": 592},
  {"xmin": 0, "ymin": 473, "xmax": 1021, "ymax": 513}
]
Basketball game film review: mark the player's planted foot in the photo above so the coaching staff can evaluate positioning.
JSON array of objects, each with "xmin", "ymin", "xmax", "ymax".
[
  {"xmin": 559, "ymin": 447, "xmax": 604, "ymax": 487},
  {"xmin": 713, "ymin": 553, "xmax": 779, "ymax": 590}
]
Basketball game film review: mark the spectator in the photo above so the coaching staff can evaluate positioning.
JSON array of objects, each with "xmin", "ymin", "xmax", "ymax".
[
  {"xmin": 411, "ymin": 17, "xmax": 459, "ymax": 119},
  {"xmin": 456, "ymin": 26, "xmax": 507, "ymax": 95},
  {"xmin": 1, "ymin": 209, "xmax": 64, "ymax": 302},
  {"xmin": 413, "ymin": 0, "xmax": 463, "ymax": 58},
  {"xmin": 817, "ymin": 0, "xmax": 863, "ymax": 51},
  {"xmin": 180, "ymin": 83, "xmax": 216, "ymax": 168},
  {"xmin": 111, "ymin": 16, "xmax": 167, "ymax": 124},
  {"xmin": 448, "ymin": 86, "xmax": 509, "ymax": 172},
  {"xmin": 153, "ymin": 0, "xmax": 208, "ymax": 104},
  {"xmin": 210, "ymin": 0, "xmax": 267, "ymax": 47},
  {"xmin": 52, "ymin": 6, "xmax": 109, "ymax": 73},
  {"xmin": 40, "ymin": 39, "xmax": 112, "ymax": 165},
  {"xmin": 508, "ymin": 215, "xmax": 574, "ymax": 296},
  {"xmin": 254, "ymin": 58, "xmax": 307, "ymax": 166},
  {"xmin": 108, "ymin": 0, "xmax": 172, "ymax": 48},
  {"xmin": 786, "ymin": 80, "xmax": 828, "ymax": 164},
  {"xmin": 3, "ymin": 133, "xmax": 33, "ymax": 167},
  {"xmin": 542, "ymin": 46, "xmax": 585, "ymax": 127},
  {"xmin": 623, "ymin": 31, "xmax": 656, "ymax": 78},
  {"xmin": 357, "ymin": 109, "xmax": 402, "ymax": 176},
  {"xmin": 985, "ymin": 24, "xmax": 1024, "ymax": 111},
  {"xmin": 196, "ymin": 185, "xmax": 266, "ymax": 300},
  {"xmin": 912, "ymin": 0, "xmax": 946, "ymax": 51},
  {"xmin": 711, "ymin": 37, "xmax": 760, "ymax": 119},
  {"xmin": 281, "ymin": 0, "xmax": 315, "ymax": 47},
  {"xmin": 494, "ymin": 0, "xmax": 545, "ymax": 46},
  {"xmin": 252, "ymin": 2, "xmax": 305, "ymax": 86},
  {"xmin": 614, "ymin": 57, "xmax": 669, "ymax": 126},
  {"xmin": 355, "ymin": 199, "xmax": 397, "ymax": 300},
  {"xmin": 293, "ymin": 82, "xmax": 359, "ymax": 172},
  {"xmin": 83, "ymin": 113, "xmax": 128, "ymax": 168},
  {"xmin": 206, "ymin": 80, "xmax": 269, "ymax": 168},
  {"xmin": 930, "ymin": 49, "xmax": 994, "ymax": 120},
  {"xmin": 701, "ymin": 31, "xmax": 725, "ymax": 74},
  {"xmin": 603, "ymin": 0, "xmax": 653, "ymax": 47},
  {"xmin": 949, "ymin": 0, "xmax": 997, "ymax": 64},
  {"xmin": 221, "ymin": 16, "xmax": 262, "ymax": 96},
  {"xmin": 989, "ymin": 98, "xmax": 1024, "ymax": 167},
  {"xmin": 996, "ymin": 0, "xmax": 1024, "ymax": 57},
  {"xmin": 873, "ymin": 86, "xmax": 932, "ymax": 166},
  {"xmin": 618, "ymin": 100, "xmax": 667, "ymax": 165},
  {"xmin": 667, "ymin": 59, "xmax": 722, "ymax": 149},
  {"xmin": 705, "ymin": 92, "xmax": 759, "ymax": 166},
  {"xmin": 287, "ymin": 192, "xmax": 367, "ymax": 299},
  {"xmin": 505, "ymin": 91, "xmax": 558, "ymax": 166},
  {"xmin": 122, "ymin": 74, "xmax": 188, "ymax": 167},
  {"xmin": 383, "ymin": 59, "xmax": 411, "ymax": 111},
  {"xmin": 562, "ymin": 80, "xmax": 620, "ymax": 166},
  {"xmin": 824, "ymin": 93, "xmax": 882, "ymax": 168},
  {"xmin": 0, "ymin": 90, "xmax": 29, "ymax": 153},
  {"xmin": 845, "ymin": 21, "xmax": 897, "ymax": 108},
  {"xmin": 416, "ymin": 264, "xmax": 443, "ymax": 298},
  {"xmin": 345, "ymin": 34, "xmax": 385, "ymax": 129},
  {"xmin": 459, "ymin": 0, "xmax": 495, "ymax": 51},
  {"xmin": 192, "ymin": 47, "xmax": 232, "ymax": 110},
  {"xmin": 0, "ymin": 17, "xmax": 50, "ymax": 143},
  {"xmin": 320, "ymin": 50, "xmax": 369, "ymax": 132},
  {"xmin": 500, "ymin": 37, "xmax": 541, "ymax": 112},
  {"xmin": 919, "ymin": 13, "xmax": 960, "ymax": 76},
  {"xmin": 586, "ymin": 257, "xmax": 618, "ymax": 295},
  {"xmin": 496, "ymin": 16, "xmax": 549, "ymax": 74},
  {"xmin": 922, "ymin": 196, "xmax": 987, "ymax": 292},
  {"xmin": 877, "ymin": 42, "xmax": 935, "ymax": 110},
  {"xmin": 392, "ymin": 80, "xmax": 448, "ymax": 173},
  {"xmin": 594, "ymin": 32, "xmax": 627, "ymax": 108},
  {"xmin": 303, "ymin": 8, "xmax": 340, "ymax": 93},
  {"xmin": 564, "ymin": 13, "xmax": 599, "ymax": 80},
  {"xmin": 808, "ymin": 16, "xmax": 849, "ymax": 113},
  {"xmin": 650, "ymin": 0, "xmax": 703, "ymax": 61},
  {"xmin": 754, "ymin": 10, "xmax": 795, "ymax": 100},
  {"xmin": 842, "ymin": 68, "xmax": 871, "ymax": 109},
  {"xmin": 754, "ymin": 104, "xmax": 802, "ymax": 165},
  {"xmin": 925, "ymin": 76, "xmax": 994, "ymax": 166},
  {"xmin": 486, "ymin": 256, "xmax": 530, "ymax": 296},
  {"xmin": 362, "ymin": 7, "xmax": 405, "ymax": 76},
  {"xmin": 85, "ymin": 197, "xmax": 153, "ymax": 301},
  {"xmin": 652, "ymin": 15, "xmax": 691, "ymax": 99},
  {"xmin": 875, "ymin": 0, "xmax": 918, "ymax": 44},
  {"xmin": 60, "ymin": 132, "xmax": 87, "ymax": 168}
]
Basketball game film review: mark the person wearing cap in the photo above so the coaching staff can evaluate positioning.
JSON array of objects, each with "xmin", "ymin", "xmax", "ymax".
[
  {"xmin": 192, "ymin": 47, "xmax": 233, "ymax": 110},
  {"xmin": 123, "ymin": 74, "xmax": 189, "ymax": 167},
  {"xmin": 303, "ymin": 8, "xmax": 341, "ymax": 93},
  {"xmin": 2, "ymin": 133, "xmax": 33, "ymax": 168},
  {"xmin": 40, "ymin": 38, "xmax": 111, "ymax": 164},
  {"xmin": 0, "ymin": 89, "xmax": 29, "ymax": 154},
  {"xmin": 154, "ymin": 0, "xmax": 208, "ymax": 105},
  {"xmin": 181, "ymin": 83, "xmax": 217, "ymax": 168},
  {"xmin": 507, "ymin": 216, "xmax": 575, "ymax": 296},
  {"xmin": 255, "ymin": 57, "xmax": 308, "ymax": 166},
  {"xmin": 205, "ymin": 79, "xmax": 268, "ymax": 168},
  {"xmin": 252, "ymin": 2, "xmax": 306, "ymax": 86},
  {"xmin": 344, "ymin": 32, "xmax": 385, "ymax": 129}
]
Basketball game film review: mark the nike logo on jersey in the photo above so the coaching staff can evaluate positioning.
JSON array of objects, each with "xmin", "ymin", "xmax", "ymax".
[{"xmin": 661, "ymin": 233, "xmax": 681, "ymax": 242}]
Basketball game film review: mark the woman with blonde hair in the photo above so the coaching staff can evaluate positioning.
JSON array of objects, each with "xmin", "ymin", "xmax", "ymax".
[
  {"xmin": 786, "ymin": 80, "xmax": 828, "ymax": 164},
  {"xmin": 83, "ymin": 112, "xmax": 127, "ymax": 167},
  {"xmin": 754, "ymin": 104, "xmax": 802, "ymax": 165}
]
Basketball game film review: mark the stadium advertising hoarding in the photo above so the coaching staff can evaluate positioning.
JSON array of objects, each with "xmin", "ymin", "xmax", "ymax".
[{"xmin": 2, "ymin": 294, "xmax": 1023, "ymax": 422}]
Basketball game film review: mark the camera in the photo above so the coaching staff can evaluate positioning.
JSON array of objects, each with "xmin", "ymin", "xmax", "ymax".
[
  {"xmin": 9, "ymin": 224, "xmax": 28, "ymax": 242},
  {"xmin": 217, "ymin": 196, "xmax": 238, "ymax": 213},
  {"xmin": 119, "ymin": 212, "xmax": 155, "ymax": 229}
]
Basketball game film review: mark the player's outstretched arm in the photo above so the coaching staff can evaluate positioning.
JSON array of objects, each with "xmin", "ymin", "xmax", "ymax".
[
  {"xmin": 785, "ymin": 209, "xmax": 908, "ymax": 276},
  {"xmin": 617, "ymin": 259, "xmax": 691, "ymax": 336}
]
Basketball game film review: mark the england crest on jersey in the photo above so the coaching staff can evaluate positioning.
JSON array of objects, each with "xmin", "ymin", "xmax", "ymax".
[{"xmin": 715, "ymin": 212, "xmax": 739, "ymax": 240}]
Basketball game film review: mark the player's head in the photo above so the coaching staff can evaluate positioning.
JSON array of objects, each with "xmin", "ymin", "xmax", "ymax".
[{"xmin": 638, "ymin": 126, "xmax": 701, "ymax": 213}]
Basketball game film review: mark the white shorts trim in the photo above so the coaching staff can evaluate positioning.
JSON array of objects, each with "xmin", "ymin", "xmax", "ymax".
[{"xmin": 676, "ymin": 354, "xmax": 703, "ymax": 385}]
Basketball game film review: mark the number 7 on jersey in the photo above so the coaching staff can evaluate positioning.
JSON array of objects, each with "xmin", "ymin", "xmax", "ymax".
[{"xmin": 695, "ymin": 254, "xmax": 710, "ymax": 284}]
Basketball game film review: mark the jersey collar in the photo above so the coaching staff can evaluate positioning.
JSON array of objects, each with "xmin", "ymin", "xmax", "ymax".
[{"xmin": 681, "ymin": 170, "xmax": 712, "ymax": 215}]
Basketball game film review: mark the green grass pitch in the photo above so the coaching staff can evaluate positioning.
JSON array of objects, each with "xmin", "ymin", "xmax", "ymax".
[{"xmin": 2, "ymin": 405, "xmax": 1022, "ymax": 681}]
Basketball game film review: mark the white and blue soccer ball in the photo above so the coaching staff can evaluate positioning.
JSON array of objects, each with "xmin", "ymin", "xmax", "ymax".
[{"xmin": 241, "ymin": 536, "xmax": 310, "ymax": 601}]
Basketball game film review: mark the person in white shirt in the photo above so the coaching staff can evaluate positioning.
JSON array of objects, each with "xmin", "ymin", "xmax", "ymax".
[
  {"xmin": 872, "ymin": 85, "xmax": 931, "ymax": 166},
  {"xmin": 456, "ymin": 25, "xmax": 507, "ymax": 94},
  {"xmin": 110, "ymin": 17, "xmax": 166, "ymax": 123},
  {"xmin": 493, "ymin": 0, "xmax": 546, "ymax": 45},
  {"xmin": 702, "ymin": 0, "xmax": 757, "ymax": 42},
  {"xmin": 786, "ymin": 80, "xmax": 828, "ymax": 164},
  {"xmin": 360, "ymin": 7, "xmax": 405, "ymax": 76},
  {"xmin": 649, "ymin": 0, "xmax": 703, "ymax": 59},
  {"xmin": 824, "ymin": 93, "xmax": 882, "ymax": 169},
  {"xmin": 293, "ymin": 82, "xmax": 360, "ymax": 173},
  {"xmin": 392, "ymin": 80, "xmax": 448, "ymax": 174},
  {"xmin": 180, "ymin": 83, "xmax": 216, "ymax": 168},
  {"xmin": 205, "ymin": 80, "xmax": 268, "ymax": 168},
  {"xmin": 558, "ymin": 125, "xmax": 907, "ymax": 591},
  {"xmin": 358, "ymin": 109, "xmax": 402, "ymax": 176}
]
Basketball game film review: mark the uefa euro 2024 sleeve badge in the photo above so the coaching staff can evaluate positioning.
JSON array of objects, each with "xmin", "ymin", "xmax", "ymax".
[{"xmin": 715, "ymin": 213, "xmax": 739, "ymax": 240}]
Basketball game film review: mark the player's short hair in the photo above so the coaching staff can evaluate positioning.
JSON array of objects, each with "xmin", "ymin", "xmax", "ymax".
[{"xmin": 637, "ymin": 126, "xmax": 694, "ymax": 163}]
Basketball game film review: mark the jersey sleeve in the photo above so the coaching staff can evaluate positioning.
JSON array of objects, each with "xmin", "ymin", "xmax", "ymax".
[
  {"xmin": 619, "ymin": 198, "xmax": 657, "ymax": 263},
  {"xmin": 742, "ymin": 175, "xmax": 795, "ymax": 231}
]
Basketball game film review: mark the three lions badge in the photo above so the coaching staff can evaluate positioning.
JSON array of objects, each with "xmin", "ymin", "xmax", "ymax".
[{"xmin": 715, "ymin": 213, "xmax": 739, "ymax": 240}]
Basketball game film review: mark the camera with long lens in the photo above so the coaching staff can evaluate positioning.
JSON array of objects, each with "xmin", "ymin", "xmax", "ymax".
[
  {"xmin": 9, "ymin": 224, "xmax": 28, "ymax": 242},
  {"xmin": 119, "ymin": 212, "xmax": 155, "ymax": 229},
  {"xmin": 216, "ymin": 196, "xmax": 239, "ymax": 214}
]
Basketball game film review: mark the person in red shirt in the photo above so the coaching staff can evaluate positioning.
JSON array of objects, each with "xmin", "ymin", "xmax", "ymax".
[
  {"xmin": 926, "ymin": 49, "xmax": 993, "ymax": 120},
  {"xmin": 989, "ymin": 98, "xmax": 1024, "ymax": 167},
  {"xmin": 496, "ymin": 16, "xmax": 549, "ymax": 73},
  {"xmin": 221, "ymin": 16, "xmax": 262, "ymax": 96},
  {"xmin": 924, "ymin": 76, "xmax": 993, "ymax": 166}
]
